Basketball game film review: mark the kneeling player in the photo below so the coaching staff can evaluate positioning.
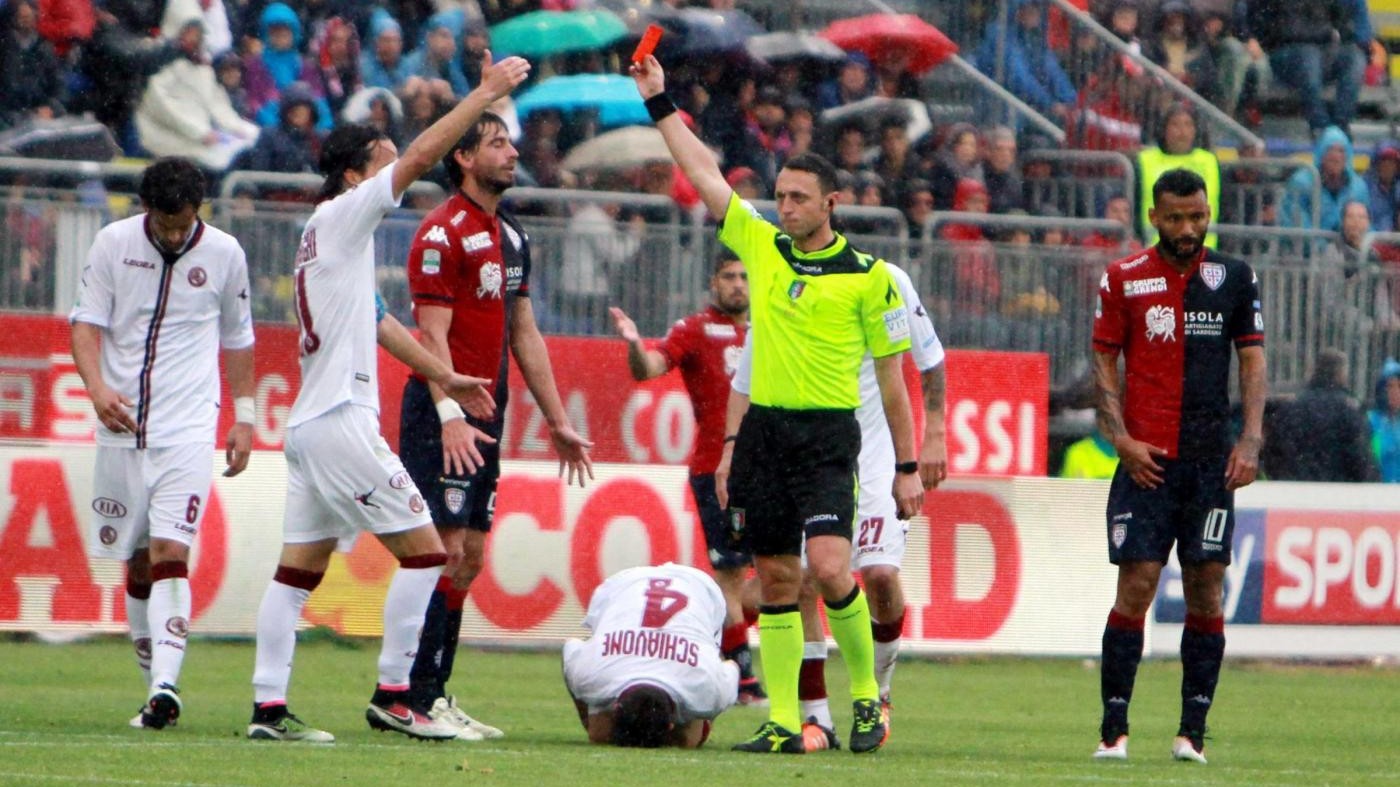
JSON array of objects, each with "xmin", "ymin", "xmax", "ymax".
[{"xmin": 563, "ymin": 563, "xmax": 738, "ymax": 748}]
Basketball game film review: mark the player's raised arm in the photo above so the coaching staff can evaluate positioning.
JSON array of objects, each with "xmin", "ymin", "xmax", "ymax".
[
  {"xmin": 393, "ymin": 51, "xmax": 530, "ymax": 199},
  {"xmin": 629, "ymin": 55, "xmax": 731, "ymax": 220},
  {"xmin": 609, "ymin": 307, "xmax": 668, "ymax": 380}
]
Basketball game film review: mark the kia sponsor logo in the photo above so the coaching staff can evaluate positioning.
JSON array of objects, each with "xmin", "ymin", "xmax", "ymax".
[
  {"xmin": 389, "ymin": 471, "xmax": 412, "ymax": 490},
  {"xmin": 93, "ymin": 497, "xmax": 127, "ymax": 518}
]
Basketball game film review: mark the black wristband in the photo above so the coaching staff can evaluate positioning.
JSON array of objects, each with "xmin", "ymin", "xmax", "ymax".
[
  {"xmin": 723, "ymin": 434, "xmax": 738, "ymax": 444},
  {"xmin": 645, "ymin": 92, "xmax": 677, "ymax": 123},
  {"xmin": 895, "ymin": 461, "xmax": 918, "ymax": 475}
]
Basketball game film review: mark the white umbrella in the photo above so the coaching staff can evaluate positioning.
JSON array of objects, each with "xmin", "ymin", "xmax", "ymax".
[
  {"xmin": 561, "ymin": 126, "xmax": 673, "ymax": 171},
  {"xmin": 819, "ymin": 97, "xmax": 933, "ymax": 144}
]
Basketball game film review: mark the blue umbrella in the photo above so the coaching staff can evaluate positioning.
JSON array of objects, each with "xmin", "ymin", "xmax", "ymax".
[
  {"xmin": 652, "ymin": 8, "xmax": 764, "ymax": 57},
  {"xmin": 513, "ymin": 74, "xmax": 648, "ymax": 128}
]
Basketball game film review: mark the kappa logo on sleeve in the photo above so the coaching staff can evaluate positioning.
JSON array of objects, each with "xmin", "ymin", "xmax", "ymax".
[
  {"xmin": 883, "ymin": 306, "xmax": 910, "ymax": 343},
  {"xmin": 421, "ymin": 225, "xmax": 449, "ymax": 245}
]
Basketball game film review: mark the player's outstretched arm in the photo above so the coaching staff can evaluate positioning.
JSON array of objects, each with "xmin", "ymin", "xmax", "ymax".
[
  {"xmin": 609, "ymin": 307, "xmax": 668, "ymax": 380},
  {"xmin": 393, "ymin": 50, "xmax": 530, "ymax": 199},
  {"xmin": 874, "ymin": 352, "xmax": 923, "ymax": 519},
  {"xmin": 221, "ymin": 346, "xmax": 255, "ymax": 477},
  {"xmin": 1226, "ymin": 344, "xmax": 1267, "ymax": 490},
  {"xmin": 919, "ymin": 361, "xmax": 948, "ymax": 489},
  {"xmin": 377, "ymin": 312, "xmax": 496, "ymax": 415},
  {"xmin": 629, "ymin": 55, "xmax": 730, "ymax": 220},
  {"xmin": 510, "ymin": 298, "xmax": 595, "ymax": 487},
  {"xmin": 71, "ymin": 321, "xmax": 137, "ymax": 434}
]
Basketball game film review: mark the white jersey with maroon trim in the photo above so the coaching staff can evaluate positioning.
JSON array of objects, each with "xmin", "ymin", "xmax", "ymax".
[
  {"xmin": 288, "ymin": 163, "xmax": 402, "ymax": 427},
  {"xmin": 69, "ymin": 213, "xmax": 254, "ymax": 448},
  {"xmin": 563, "ymin": 563, "xmax": 738, "ymax": 722}
]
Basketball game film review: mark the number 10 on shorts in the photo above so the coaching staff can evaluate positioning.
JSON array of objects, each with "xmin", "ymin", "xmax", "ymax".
[{"xmin": 1201, "ymin": 508, "xmax": 1228, "ymax": 545}]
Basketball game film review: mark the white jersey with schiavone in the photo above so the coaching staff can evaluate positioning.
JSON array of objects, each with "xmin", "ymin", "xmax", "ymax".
[
  {"xmin": 288, "ymin": 163, "xmax": 401, "ymax": 427},
  {"xmin": 69, "ymin": 214, "xmax": 254, "ymax": 448},
  {"xmin": 563, "ymin": 563, "xmax": 738, "ymax": 722}
]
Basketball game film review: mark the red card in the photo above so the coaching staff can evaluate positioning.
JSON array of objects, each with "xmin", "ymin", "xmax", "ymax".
[{"xmin": 632, "ymin": 24, "xmax": 664, "ymax": 64}]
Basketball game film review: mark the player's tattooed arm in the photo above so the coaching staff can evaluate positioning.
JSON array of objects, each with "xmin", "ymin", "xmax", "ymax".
[
  {"xmin": 918, "ymin": 362, "xmax": 947, "ymax": 489},
  {"xmin": 1092, "ymin": 349, "xmax": 1128, "ymax": 444},
  {"xmin": 1095, "ymin": 349, "xmax": 1166, "ymax": 489}
]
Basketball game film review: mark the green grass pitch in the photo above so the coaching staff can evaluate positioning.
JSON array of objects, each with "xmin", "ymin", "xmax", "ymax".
[{"xmin": 1, "ymin": 636, "xmax": 1397, "ymax": 786}]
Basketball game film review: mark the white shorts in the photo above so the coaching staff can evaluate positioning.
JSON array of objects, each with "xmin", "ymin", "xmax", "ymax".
[
  {"xmin": 852, "ymin": 471, "xmax": 907, "ymax": 570},
  {"xmin": 282, "ymin": 403, "xmax": 431, "ymax": 544},
  {"xmin": 88, "ymin": 442, "xmax": 215, "ymax": 560}
]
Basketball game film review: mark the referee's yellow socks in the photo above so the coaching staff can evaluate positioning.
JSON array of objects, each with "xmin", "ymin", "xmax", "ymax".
[
  {"xmin": 826, "ymin": 586, "xmax": 879, "ymax": 702},
  {"xmin": 757, "ymin": 605, "xmax": 803, "ymax": 732}
]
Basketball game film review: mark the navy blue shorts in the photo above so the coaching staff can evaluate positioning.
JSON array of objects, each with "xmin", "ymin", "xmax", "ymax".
[
  {"xmin": 399, "ymin": 377, "xmax": 500, "ymax": 532},
  {"xmin": 689, "ymin": 473, "xmax": 752, "ymax": 572},
  {"xmin": 1105, "ymin": 455, "xmax": 1234, "ymax": 565}
]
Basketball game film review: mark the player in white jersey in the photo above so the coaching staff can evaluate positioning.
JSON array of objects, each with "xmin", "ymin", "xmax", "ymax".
[
  {"xmin": 724, "ymin": 262, "xmax": 947, "ymax": 749},
  {"xmin": 563, "ymin": 563, "xmax": 739, "ymax": 748},
  {"xmin": 247, "ymin": 51, "xmax": 530, "ymax": 745},
  {"xmin": 69, "ymin": 157, "xmax": 255, "ymax": 731}
]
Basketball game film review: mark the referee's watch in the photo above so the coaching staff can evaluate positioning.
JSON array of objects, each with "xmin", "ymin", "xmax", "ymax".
[{"xmin": 895, "ymin": 461, "xmax": 918, "ymax": 475}]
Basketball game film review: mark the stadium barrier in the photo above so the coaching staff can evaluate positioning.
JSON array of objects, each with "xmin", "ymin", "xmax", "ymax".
[{"xmin": 3, "ymin": 170, "xmax": 1399, "ymax": 398}]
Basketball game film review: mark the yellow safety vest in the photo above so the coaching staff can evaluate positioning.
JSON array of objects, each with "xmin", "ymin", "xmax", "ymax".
[{"xmin": 1138, "ymin": 146, "xmax": 1220, "ymax": 249}]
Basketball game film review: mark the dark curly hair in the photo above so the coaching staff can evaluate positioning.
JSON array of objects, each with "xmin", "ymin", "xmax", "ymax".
[
  {"xmin": 441, "ymin": 111, "xmax": 508, "ymax": 189},
  {"xmin": 139, "ymin": 158, "xmax": 206, "ymax": 215},
  {"xmin": 317, "ymin": 123, "xmax": 389, "ymax": 202},
  {"xmin": 611, "ymin": 685, "xmax": 674, "ymax": 748}
]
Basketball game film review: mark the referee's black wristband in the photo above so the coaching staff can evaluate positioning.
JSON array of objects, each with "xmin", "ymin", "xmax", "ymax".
[
  {"xmin": 895, "ymin": 461, "xmax": 918, "ymax": 475},
  {"xmin": 723, "ymin": 434, "xmax": 738, "ymax": 444},
  {"xmin": 645, "ymin": 92, "xmax": 677, "ymax": 123}
]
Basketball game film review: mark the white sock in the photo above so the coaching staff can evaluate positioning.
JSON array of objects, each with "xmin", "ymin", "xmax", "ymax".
[
  {"xmin": 377, "ymin": 565, "xmax": 442, "ymax": 688},
  {"xmin": 800, "ymin": 641, "xmax": 833, "ymax": 729},
  {"xmin": 147, "ymin": 576, "xmax": 190, "ymax": 690},
  {"xmin": 125, "ymin": 591, "xmax": 152, "ymax": 690},
  {"xmin": 253, "ymin": 581, "xmax": 311, "ymax": 705},
  {"xmin": 875, "ymin": 637, "xmax": 900, "ymax": 698}
]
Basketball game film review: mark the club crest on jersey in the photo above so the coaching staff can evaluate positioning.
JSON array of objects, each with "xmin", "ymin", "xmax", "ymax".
[
  {"xmin": 478, "ymin": 261, "xmax": 504, "ymax": 298},
  {"xmin": 444, "ymin": 487, "xmax": 466, "ymax": 514},
  {"xmin": 421, "ymin": 248, "xmax": 441, "ymax": 275},
  {"xmin": 788, "ymin": 281, "xmax": 806, "ymax": 300},
  {"xmin": 99, "ymin": 525, "xmax": 118, "ymax": 545},
  {"xmin": 1111, "ymin": 522, "xmax": 1127, "ymax": 548},
  {"xmin": 1200, "ymin": 262, "xmax": 1226, "ymax": 291},
  {"xmin": 1145, "ymin": 304, "xmax": 1176, "ymax": 341},
  {"xmin": 187, "ymin": 266, "xmax": 207, "ymax": 287},
  {"xmin": 463, "ymin": 231, "xmax": 493, "ymax": 253},
  {"xmin": 421, "ymin": 225, "xmax": 449, "ymax": 245}
]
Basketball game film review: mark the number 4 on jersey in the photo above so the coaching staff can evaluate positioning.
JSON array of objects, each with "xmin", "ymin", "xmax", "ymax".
[{"xmin": 640, "ymin": 578, "xmax": 689, "ymax": 628}]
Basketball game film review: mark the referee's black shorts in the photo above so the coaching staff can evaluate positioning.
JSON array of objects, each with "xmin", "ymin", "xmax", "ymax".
[{"xmin": 727, "ymin": 405, "xmax": 860, "ymax": 557}]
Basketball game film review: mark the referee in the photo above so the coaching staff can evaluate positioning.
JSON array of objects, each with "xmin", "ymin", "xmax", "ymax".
[{"xmin": 631, "ymin": 55, "xmax": 923, "ymax": 755}]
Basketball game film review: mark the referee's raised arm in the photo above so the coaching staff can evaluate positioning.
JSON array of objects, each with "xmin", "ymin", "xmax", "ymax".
[{"xmin": 630, "ymin": 55, "xmax": 732, "ymax": 221}]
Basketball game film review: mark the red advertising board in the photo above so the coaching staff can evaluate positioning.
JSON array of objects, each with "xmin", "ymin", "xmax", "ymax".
[
  {"xmin": 0, "ymin": 315, "xmax": 1048, "ymax": 475},
  {"xmin": 1263, "ymin": 510, "xmax": 1400, "ymax": 625}
]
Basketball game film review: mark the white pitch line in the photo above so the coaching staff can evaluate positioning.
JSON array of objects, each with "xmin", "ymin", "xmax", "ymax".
[{"xmin": 0, "ymin": 771, "xmax": 244, "ymax": 787}]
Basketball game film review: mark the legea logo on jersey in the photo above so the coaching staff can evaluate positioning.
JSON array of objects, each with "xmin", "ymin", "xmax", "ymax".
[
  {"xmin": 421, "ymin": 225, "xmax": 449, "ymax": 245},
  {"xmin": 478, "ymin": 261, "xmax": 503, "ymax": 298},
  {"xmin": 1145, "ymin": 304, "xmax": 1176, "ymax": 341}
]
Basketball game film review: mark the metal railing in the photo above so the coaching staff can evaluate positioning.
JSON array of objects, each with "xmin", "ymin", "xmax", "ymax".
[
  {"xmin": 1020, "ymin": 149, "xmax": 1135, "ymax": 220},
  {"xmin": 6, "ymin": 183, "xmax": 1400, "ymax": 401},
  {"xmin": 1219, "ymin": 158, "xmax": 1321, "ymax": 232}
]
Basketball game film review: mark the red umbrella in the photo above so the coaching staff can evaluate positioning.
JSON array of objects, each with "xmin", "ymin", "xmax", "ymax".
[{"xmin": 820, "ymin": 14, "xmax": 958, "ymax": 75}]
